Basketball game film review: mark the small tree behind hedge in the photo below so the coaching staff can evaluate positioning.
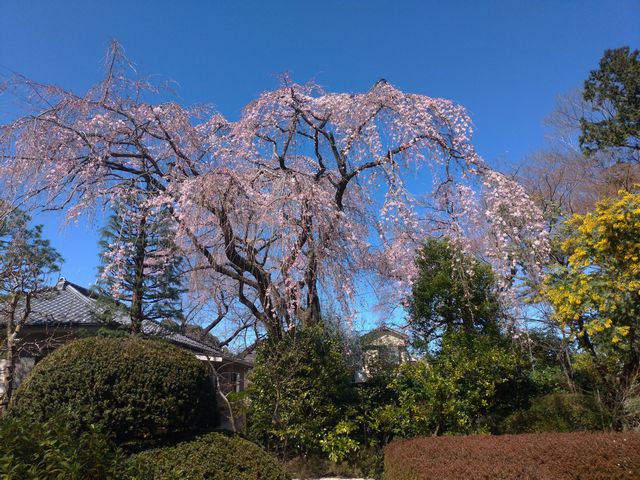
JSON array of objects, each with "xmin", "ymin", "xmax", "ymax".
[
  {"xmin": 409, "ymin": 238, "xmax": 503, "ymax": 349},
  {"xmin": 370, "ymin": 332, "xmax": 519, "ymax": 439},
  {"xmin": 9, "ymin": 336, "xmax": 216, "ymax": 444},
  {"xmin": 247, "ymin": 323, "xmax": 355, "ymax": 459},
  {"xmin": 503, "ymin": 393, "xmax": 608, "ymax": 433}
]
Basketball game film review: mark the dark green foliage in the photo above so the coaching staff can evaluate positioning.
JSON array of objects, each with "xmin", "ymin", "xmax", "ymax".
[
  {"xmin": 341, "ymin": 332, "xmax": 525, "ymax": 448},
  {"xmin": 518, "ymin": 328, "xmax": 569, "ymax": 371},
  {"xmin": 503, "ymin": 393, "xmax": 608, "ymax": 434},
  {"xmin": 0, "ymin": 415, "xmax": 131, "ymax": 480},
  {"xmin": 9, "ymin": 336, "xmax": 216, "ymax": 445},
  {"xmin": 284, "ymin": 448, "xmax": 383, "ymax": 480},
  {"xmin": 353, "ymin": 366, "xmax": 400, "ymax": 447},
  {"xmin": 554, "ymin": 344, "xmax": 635, "ymax": 431},
  {"xmin": 581, "ymin": 47, "xmax": 640, "ymax": 157},
  {"xmin": 384, "ymin": 432, "xmax": 640, "ymax": 480},
  {"xmin": 527, "ymin": 365, "xmax": 566, "ymax": 394},
  {"xmin": 247, "ymin": 323, "xmax": 355, "ymax": 458},
  {"xmin": 127, "ymin": 432, "xmax": 290, "ymax": 480},
  {"xmin": 91, "ymin": 326, "xmax": 134, "ymax": 338},
  {"xmin": 489, "ymin": 330, "xmax": 571, "ymax": 431},
  {"xmin": 404, "ymin": 238, "xmax": 570, "ymax": 437},
  {"xmin": 97, "ymin": 200, "xmax": 185, "ymax": 333},
  {"xmin": 350, "ymin": 447, "xmax": 384, "ymax": 479},
  {"xmin": 373, "ymin": 332, "xmax": 519, "ymax": 438},
  {"xmin": 409, "ymin": 238, "xmax": 501, "ymax": 349},
  {"xmin": 487, "ymin": 364, "xmax": 564, "ymax": 434}
]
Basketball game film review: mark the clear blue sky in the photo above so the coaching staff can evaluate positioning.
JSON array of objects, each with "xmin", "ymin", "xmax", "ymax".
[{"xmin": 1, "ymin": 1, "xmax": 639, "ymax": 311}]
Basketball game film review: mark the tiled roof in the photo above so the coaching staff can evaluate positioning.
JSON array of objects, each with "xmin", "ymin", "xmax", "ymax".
[
  {"xmin": 360, "ymin": 325, "xmax": 408, "ymax": 343},
  {"xmin": 24, "ymin": 281, "xmax": 100, "ymax": 325},
  {"xmin": 11, "ymin": 278, "xmax": 220, "ymax": 355}
]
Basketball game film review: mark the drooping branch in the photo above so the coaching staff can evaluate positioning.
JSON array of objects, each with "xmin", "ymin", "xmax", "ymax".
[{"xmin": 0, "ymin": 44, "xmax": 550, "ymax": 341}]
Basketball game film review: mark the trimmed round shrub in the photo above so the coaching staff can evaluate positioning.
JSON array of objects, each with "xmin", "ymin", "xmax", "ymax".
[
  {"xmin": 9, "ymin": 336, "xmax": 216, "ymax": 444},
  {"xmin": 0, "ymin": 414, "xmax": 131, "ymax": 479},
  {"xmin": 127, "ymin": 432, "xmax": 291, "ymax": 480}
]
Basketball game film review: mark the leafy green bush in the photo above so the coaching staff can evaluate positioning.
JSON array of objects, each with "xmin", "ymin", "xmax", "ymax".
[
  {"xmin": 0, "ymin": 414, "xmax": 131, "ymax": 479},
  {"xmin": 319, "ymin": 420, "xmax": 360, "ymax": 462},
  {"xmin": 247, "ymin": 323, "xmax": 355, "ymax": 458},
  {"xmin": 371, "ymin": 332, "xmax": 520, "ymax": 439},
  {"xmin": 527, "ymin": 365, "xmax": 566, "ymax": 395},
  {"xmin": 127, "ymin": 432, "xmax": 290, "ymax": 480},
  {"xmin": 503, "ymin": 393, "xmax": 608, "ymax": 433},
  {"xmin": 10, "ymin": 336, "xmax": 216, "ymax": 444},
  {"xmin": 349, "ymin": 447, "xmax": 384, "ymax": 479}
]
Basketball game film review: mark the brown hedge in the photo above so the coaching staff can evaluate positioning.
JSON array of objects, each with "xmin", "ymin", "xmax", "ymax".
[{"xmin": 384, "ymin": 432, "xmax": 640, "ymax": 480}]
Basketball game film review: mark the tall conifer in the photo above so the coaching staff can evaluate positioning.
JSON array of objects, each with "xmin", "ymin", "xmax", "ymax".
[{"xmin": 97, "ymin": 198, "xmax": 184, "ymax": 334}]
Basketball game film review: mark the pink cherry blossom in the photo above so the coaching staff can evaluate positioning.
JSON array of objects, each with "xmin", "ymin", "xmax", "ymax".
[{"xmin": 0, "ymin": 43, "xmax": 549, "ymax": 338}]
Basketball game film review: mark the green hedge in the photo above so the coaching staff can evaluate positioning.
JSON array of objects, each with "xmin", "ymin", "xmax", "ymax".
[
  {"xmin": 384, "ymin": 432, "xmax": 640, "ymax": 479},
  {"xmin": 0, "ymin": 414, "xmax": 131, "ymax": 480},
  {"xmin": 128, "ymin": 432, "xmax": 291, "ymax": 480},
  {"xmin": 10, "ymin": 336, "xmax": 216, "ymax": 444}
]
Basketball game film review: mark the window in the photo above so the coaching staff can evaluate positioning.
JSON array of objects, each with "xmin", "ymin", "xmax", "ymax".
[{"xmin": 220, "ymin": 371, "xmax": 242, "ymax": 394}]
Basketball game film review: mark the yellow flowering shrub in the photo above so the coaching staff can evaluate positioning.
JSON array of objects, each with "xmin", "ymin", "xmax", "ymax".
[{"xmin": 546, "ymin": 189, "xmax": 640, "ymax": 349}]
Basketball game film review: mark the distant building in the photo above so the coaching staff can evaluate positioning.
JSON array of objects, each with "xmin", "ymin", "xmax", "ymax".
[
  {"xmin": 0, "ymin": 277, "xmax": 251, "ymax": 430},
  {"xmin": 356, "ymin": 325, "xmax": 411, "ymax": 382}
]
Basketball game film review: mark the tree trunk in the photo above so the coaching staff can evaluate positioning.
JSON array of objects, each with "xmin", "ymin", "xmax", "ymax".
[
  {"xmin": 1, "ymin": 333, "xmax": 16, "ymax": 411},
  {"xmin": 300, "ymin": 248, "xmax": 322, "ymax": 326},
  {"xmin": 130, "ymin": 215, "xmax": 148, "ymax": 334},
  {"xmin": 1, "ymin": 293, "xmax": 28, "ymax": 411}
]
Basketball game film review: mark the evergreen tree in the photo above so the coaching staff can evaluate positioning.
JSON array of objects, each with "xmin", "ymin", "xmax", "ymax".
[
  {"xmin": 1, "ymin": 204, "xmax": 62, "ymax": 407},
  {"xmin": 581, "ymin": 46, "xmax": 640, "ymax": 159},
  {"xmin": 408, "ymin": 237, "xmax": 502, "ymax": 351},
  {"xmin": 97, "ymin": 198, "xmax": 185, "ymax": 334}
]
